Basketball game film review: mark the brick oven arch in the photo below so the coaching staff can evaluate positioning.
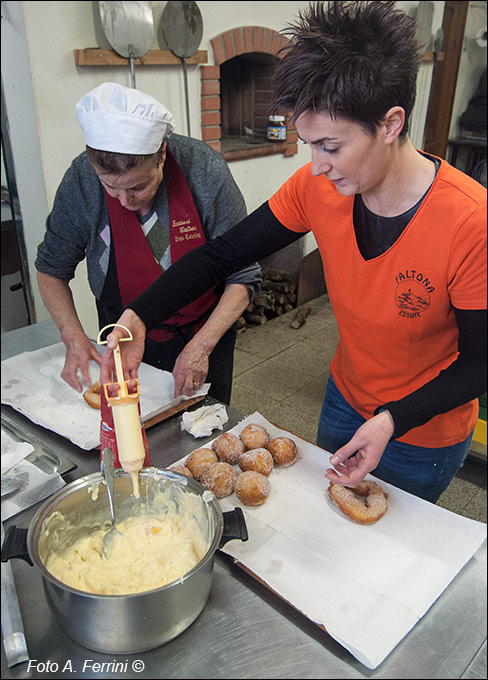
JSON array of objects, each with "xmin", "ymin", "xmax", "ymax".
[
  {"xmin": 200, "ymin": 26, "xmax": 297, "ymax": 158},
  {"xmin": 210, "ymin": 26, "xmax": 289, "ymax": 65}
]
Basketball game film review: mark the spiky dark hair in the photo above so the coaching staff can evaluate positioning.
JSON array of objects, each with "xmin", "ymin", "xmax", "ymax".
[{"xmin": 272, "ymin": 1, "xmax": 422, "ymax": 136}]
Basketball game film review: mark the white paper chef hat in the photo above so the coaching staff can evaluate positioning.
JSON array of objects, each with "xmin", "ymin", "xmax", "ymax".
[{"xmin": 75, "ymin": 82, "xmax": 176, "ymax": 154}]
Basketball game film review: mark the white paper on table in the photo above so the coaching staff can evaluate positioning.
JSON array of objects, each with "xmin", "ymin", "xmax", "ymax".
[
  {"xmin": 1, "ymin": 431, "xmax": 34, "ymax": 474},
  {"xmin": 172, "ymin": 411, "xmax": 487, "ymax": 669},
  {"xmin": 1, "ymin": 458, "xmax": 65, "ymax": 521},
  {"xmin": 1, "ymin": 342, "xmax": 209, "ymax": 450}
]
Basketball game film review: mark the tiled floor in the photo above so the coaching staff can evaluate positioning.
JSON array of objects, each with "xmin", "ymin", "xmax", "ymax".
[{"xmin": 231, "ymin": 294, "xmax": 487, "ymax": 523}]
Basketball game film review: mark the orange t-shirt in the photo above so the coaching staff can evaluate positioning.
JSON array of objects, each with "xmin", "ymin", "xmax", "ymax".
[{"xmin": 269, "ymin": 158, "xmax": 487, "ymax": 447}]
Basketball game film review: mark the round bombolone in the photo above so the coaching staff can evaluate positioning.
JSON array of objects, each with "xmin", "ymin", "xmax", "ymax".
[
  {"xmin": 238, "ymin": 448, "xmax": 274, "ymax": 476},
  {"xmin": 211, "ymin": 432, "xmax": 244, "ymax": 465},
  {"xmin": 170, "ymin": 465, "xmax": 193, "ymax": 478},
  {"xmin": 267, "ymin": 437, "xmax": 297, "ymax": 467},
  {"xmin": 235, "ymin": 471, "xmax": 271, "ymax": 506},
  {"xmin": 240, "ymin": 423, "xmax": 270, "ymax": 450},
  {"xmin": 185, "ymin": 448, "xmax": 218, "ymax": 480},
  {"xmin": 200, "ymin": 462, "xmax": 238, "ymax": 499}
]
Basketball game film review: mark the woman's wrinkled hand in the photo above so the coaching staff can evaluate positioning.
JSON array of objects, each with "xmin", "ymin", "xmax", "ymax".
[
  {"xmin": 324, "ymin": 410, "xmax": 395, "ymax": 487},
  {"xmin": 61, "ymin": 335, "xmax": 102, "ymax": 392},
  {"xmin": 172, "ymin": 339, "xmax": 209, "ymax": 398}
]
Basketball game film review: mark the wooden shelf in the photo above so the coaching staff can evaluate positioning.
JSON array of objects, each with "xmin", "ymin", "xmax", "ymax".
[
  {"xmin": 74, "ymin": 48, "xmax": 208, "ymax": 67},
  {"xmin": 75, "ymin": 47, "xmax": 429, "ymax": 68}
]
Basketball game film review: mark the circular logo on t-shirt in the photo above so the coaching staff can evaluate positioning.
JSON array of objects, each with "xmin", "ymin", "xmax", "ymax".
[{"xmin": 395, "ymin": 281, "xmax": 431, "ymax": 313}]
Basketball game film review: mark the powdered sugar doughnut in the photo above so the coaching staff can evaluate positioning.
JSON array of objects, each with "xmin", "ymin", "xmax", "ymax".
[
  {"xmin": 240, "ymin": 423, "xmax": 270, "ymax": 450},
  {"xmin": 170, "ymin": 465, "xmax": 193, "ymax": 479},
  {"xmin": 235, "ymin": 471, "xmax": 271, "ymax": 506},
  {"xmin": 211, "ymin": 432, "xmax": 244, "ymax": 465},
  {"xmin": 267, "ymin": 437, "xmax": 297, "ymax": 467},
  {"xmin": 185, "ymin": 448, "xmax": 218, "ymax": 480},
  {"xmin": 238, "ymin": 448, "xmax": 274, "ymax": 476},
  {"xmin": 328, "ymin": 481, "xmax": 388, "ymax": 525},
  {"xmin": 200, "ymin": 462, "xmax": 238, "ymax": 499}
]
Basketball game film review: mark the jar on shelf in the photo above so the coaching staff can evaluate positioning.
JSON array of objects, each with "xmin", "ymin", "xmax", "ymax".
[{"xmin": 267, "ymin": 115, "xmax": 287, "ymax": 142}]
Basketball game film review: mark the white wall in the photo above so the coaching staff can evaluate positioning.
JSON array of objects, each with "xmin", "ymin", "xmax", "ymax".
[{"xmin": 2, "ymin": 1, "xmax": 444, "ymax": 338}]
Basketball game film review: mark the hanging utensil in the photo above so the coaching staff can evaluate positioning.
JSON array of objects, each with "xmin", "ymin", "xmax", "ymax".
[
  {"xmin": 99, "ymin": 1, "xmax": 154, "ymax": 88},
  {"xmin": 160, "ymin": 0, "xmax": 203, "ymax": 136}
]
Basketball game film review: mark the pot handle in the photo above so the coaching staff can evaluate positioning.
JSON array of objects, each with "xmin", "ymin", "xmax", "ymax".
[
  {"xmin": 220, "ymin": 507, "xmax": 248, "ymax": 548},
  {"xmin": 1, "ymin": 526, "xmax": 33, "ymax": 566}
]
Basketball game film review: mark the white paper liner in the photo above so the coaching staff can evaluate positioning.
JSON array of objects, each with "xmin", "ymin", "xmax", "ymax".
[
  {"xmin": 1, "ymin": 458, "xmax": 65, "ymax": 521},
  {"xmin": 172, "ymin": 411, "xmax": 487, "ymax": 669},
  {"xmin": 1, "ymin": 342, "xmax": 209, "ymax": 450},
  {"xmin": 1, "ymin": 431, "xmax": 34, "ymax": 474}
]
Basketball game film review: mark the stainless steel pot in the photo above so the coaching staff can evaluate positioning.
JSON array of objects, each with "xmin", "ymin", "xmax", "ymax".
[{"xmin": 2, "ymin": 468, "xmax": 247, "ymax": 654}]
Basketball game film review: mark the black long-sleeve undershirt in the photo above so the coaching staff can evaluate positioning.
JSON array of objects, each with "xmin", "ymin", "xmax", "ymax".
[
  {"xmin": 376, "ymin": 308, "xmax": 487, "ymax": 439},
  {"xmin": 129, "ymin": 202, "xmax": 487, "ymax": 440},
  {"xmin": 129, "ymin": 203, "xmax": 302, "ymax": 327}
]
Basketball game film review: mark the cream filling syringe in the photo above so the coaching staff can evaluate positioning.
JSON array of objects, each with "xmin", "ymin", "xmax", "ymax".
[{"xmin": 98, "ymin": 324, "xmax": 145, "ymax": 497}]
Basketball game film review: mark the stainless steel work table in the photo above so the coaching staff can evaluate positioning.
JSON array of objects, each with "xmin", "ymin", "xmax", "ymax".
[{"xmin": 1, "ymin": 322, "xmax": 487, "ymax": 679}]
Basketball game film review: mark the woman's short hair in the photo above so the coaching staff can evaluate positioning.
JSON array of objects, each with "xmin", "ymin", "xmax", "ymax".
[
  {"xmin": 85, "ymin": 144, "xmax": 164, "ymax": 174},
  {"xmin": 272, "ymin": 1, "xmax": 422, "ymax": 137}
]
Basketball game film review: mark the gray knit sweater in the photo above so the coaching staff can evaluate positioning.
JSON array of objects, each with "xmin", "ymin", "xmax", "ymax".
[{"xmin": 35, "ymin": 134, "xmax": 261, "ymax": 299}]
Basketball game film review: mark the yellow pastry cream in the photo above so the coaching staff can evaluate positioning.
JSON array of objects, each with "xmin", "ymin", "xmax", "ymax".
[
  {"xmin": 45, "ymin": 512, "xmax": 208, "ymax": 595},
  {"xmin": 42, "ymin": 481, "xmax": 213, "ymax": 595}
]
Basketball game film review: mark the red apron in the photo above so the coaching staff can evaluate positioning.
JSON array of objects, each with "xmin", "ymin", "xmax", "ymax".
[
  {"xmin": 101, "ymin": 150, "xmax": 219, "ymax": 467},
  {"xmin": 106, "ymin": 148, "xmax": 219, "ymax": 342}
]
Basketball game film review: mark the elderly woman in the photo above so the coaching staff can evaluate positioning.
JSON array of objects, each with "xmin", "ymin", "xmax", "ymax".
[
  {"xmin": 35, "ymin": 82, "xmax": 261, "ymax": 404},
  {"xmin": 102, "ymin": 2, "xmax": 486, "ymax": 503}
]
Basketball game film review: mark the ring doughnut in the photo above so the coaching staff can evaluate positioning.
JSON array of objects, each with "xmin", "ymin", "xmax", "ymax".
[
  {"xmin": 83, "ymin": 381, "xmax": 101, "ymax": 409},
  {"xmin": 328, "ymin": 481, "xmax": 388, "ymax": 525}
]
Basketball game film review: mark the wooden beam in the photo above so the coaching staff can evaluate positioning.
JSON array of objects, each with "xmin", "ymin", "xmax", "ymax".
[
  {"xmin": 422, "ymin": 2, "xmax": 469, "ymax": 158},
  {"xmin": 74, "ymin": 48, "xmax": 208, "ymax": 67}
]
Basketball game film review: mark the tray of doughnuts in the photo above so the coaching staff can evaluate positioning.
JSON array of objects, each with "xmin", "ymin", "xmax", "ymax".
[{"xmin": 170, "ymin": 417, "xmax": 299, "ymax": 507}]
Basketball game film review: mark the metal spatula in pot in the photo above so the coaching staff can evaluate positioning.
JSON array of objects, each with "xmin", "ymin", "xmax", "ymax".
[{"xmin": 101, "ymin": 447, "xmax": 124, "ymax": 559}]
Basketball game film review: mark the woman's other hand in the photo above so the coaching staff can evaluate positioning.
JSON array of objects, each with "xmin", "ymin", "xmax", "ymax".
[
  {"xmin": 62, "ymin": 334, "xmax": 102, "ymax": 392},
  {"xmin": 324, "ymin": 410, "xmax": 395, "ymax": 487},
  {"xmin": 172, "ymin": 338, "xmax": 209, "ymax": 398}
]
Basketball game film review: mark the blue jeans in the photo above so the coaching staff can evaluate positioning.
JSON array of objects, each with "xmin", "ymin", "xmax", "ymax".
[{"xmin": 317, "ymin": 375, "xmax": 473, "ymax": 503}]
